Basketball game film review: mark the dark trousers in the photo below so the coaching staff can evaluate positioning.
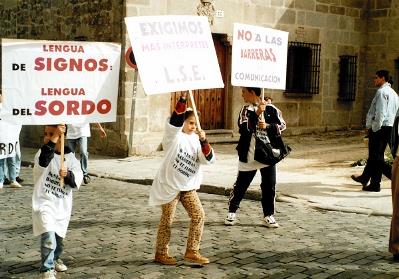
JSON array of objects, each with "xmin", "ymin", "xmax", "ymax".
[
  {"xmin": 361, "ymin": 126, "xmax": 392, "ymax": 186},
  {"xmin": 228, "ymin": 165, "xmax": 276, "ymax": 217}
]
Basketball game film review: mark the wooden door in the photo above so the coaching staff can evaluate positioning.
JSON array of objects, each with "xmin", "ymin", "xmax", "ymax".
[{"xmin": 170, "ymin": 34, "xmax": 228, "ymax": 130}]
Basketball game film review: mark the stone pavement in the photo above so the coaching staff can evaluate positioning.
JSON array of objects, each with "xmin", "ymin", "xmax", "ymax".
[
  {"xmin": 1, "ymin": 167, "xmax": 399, "ymax": 278},
  {"xmin": 19, "ymin": 130, "xmax": 393, "ymax": 216}
]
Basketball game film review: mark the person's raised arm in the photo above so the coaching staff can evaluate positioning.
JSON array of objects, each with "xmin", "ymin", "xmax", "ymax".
[
  {"xmin": 39, "ymin": 125, "xmax": 65, "ymax": 168},
  {"xmin": 96, "ymin": 123, "xmax": 107, "ymax": 138},
  {"xmin": 170, "ymin": 92, "xmax": 187, "ymax": 127}
]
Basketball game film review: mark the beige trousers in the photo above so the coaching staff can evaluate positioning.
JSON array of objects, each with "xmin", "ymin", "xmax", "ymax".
[
  {"xmin": 156, "ymin": 190, "xmax": 205, "ymax": 255},
  {"xmin": 390, "ymin": 156, "xmax": 399, "ymax": 254}
]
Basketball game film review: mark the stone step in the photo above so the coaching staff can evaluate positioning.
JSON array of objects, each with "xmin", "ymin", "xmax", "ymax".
[
  {"xmin": 205, "ymin": 129, "xmax": 239, "ymax": 144},
  {"xmin": 205, "ymin": 129, "xmax": 234, "ymax": 136}
]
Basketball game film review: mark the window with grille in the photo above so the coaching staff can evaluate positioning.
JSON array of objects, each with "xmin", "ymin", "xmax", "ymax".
[
  {"xmin": 285, "ymin": 42, "xmax": 321, "ymax": 95},
  {"xmin": 338, "ymin": 55, "xmax": 357, "ymax": 102}
]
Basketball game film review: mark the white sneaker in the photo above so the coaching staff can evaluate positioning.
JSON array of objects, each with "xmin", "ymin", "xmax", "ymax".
[
  {"xmin": 9, "ymin": 180, "xmax": 22, "ymax": 188},
  {"xmin": 0, "ymin": 182, "xmax": 3, "ymax": 189},
  {"xmin": 55, "ymin": 258, "xmax": 67, "ymax": 272},
  {"xmin": 224, "ymin": 212, "xmax": 237, "ymax": 225},
  {"xmin": 263, "ymin": 215, "xmax": 279, "ymax": 228},
  {"xmin": 40, "ymin": 269, "xmax": 56, "ymax": 279}
]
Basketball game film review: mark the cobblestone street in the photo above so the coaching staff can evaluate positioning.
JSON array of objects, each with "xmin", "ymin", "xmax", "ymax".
[{"xmin": 1, "ymin": 167, "xmax": 399, "ymax": 279}]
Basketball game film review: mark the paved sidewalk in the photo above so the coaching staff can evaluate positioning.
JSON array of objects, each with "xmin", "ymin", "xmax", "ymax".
[
  {"xmin": 1, "ymin": 168, "xmax": 398, "ymax": 278},
  {"xmin": 20, "ymin": 130, "xmax": 393, "ymax": 217}
]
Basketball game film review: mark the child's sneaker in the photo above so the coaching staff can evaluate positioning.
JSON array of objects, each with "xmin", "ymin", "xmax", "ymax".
[
  {"xmin": 184, "ymin": 250, "xmax": 210, "ymax": 265},
  {"xmin": 154, "ymin": 252, "xmax": 177, "ymax": 265},
  {"xmin": 39, "ymin": 269, "xmax": 56, "ymax": 279},
  {"xmin": 83, "ymin": 175, "xmax": 91, "ymax": 185},
  {"xmin": 263, "ymin": 215, "xmax": 279, "ymax": 228},
  {"xmin": 55, "ymin": 258, "xmax": 67, "ymax": 272},
  {"xmin": 9, "ymin": 180, "xmax": 22, "ymax": 188},
  {"xmin": 224, "ymin": 212, "xmax": 237, "ymax": 226}
]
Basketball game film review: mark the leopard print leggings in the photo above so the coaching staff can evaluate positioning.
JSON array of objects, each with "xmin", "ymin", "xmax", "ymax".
[{"xmin": 156, "ymin": 190, "xmax": 205, "ymax": 255}]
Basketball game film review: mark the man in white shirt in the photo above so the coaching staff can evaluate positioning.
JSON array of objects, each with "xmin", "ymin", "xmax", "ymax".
[
  {"xmin": 352, "ymin": 70, "xmax": 399, "ymax": 192},
  {"xmin": 66, "ymin": 123, "xmax": 106, "ymax": 184}
]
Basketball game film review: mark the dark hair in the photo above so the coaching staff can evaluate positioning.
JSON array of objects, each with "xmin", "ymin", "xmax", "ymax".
[
  {"xmin": 245, "ymin": 87, "xmax": 261, "ymax": 97},
  {"xmin": 184, "ymin": 109, "xmax": 200, "ymax": 120},
  {"xmin": 376, "ymin": 70, "xmax": 390, "ymax": 82},
  {"xmin": 265, "ymin": 96, "xmax": 273, "ymax": 102},
  {"xmin": 46, "ymin": 124, "xmax": 68, "ymax": 135}
]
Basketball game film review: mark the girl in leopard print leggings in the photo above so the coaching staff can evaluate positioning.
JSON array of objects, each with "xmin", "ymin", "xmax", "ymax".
[{"xmin": 149, "ymin": 92, "xmax": 215, "ymax": 265}]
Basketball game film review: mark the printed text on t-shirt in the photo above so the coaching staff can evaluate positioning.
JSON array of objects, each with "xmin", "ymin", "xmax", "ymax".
[
  {"xmin": 43, "ymin": 171, "xmax": 69, "ymax": 199},
  {"xmin": 172, "ymin": 148, "xmax": 198, "ymax": 178}
]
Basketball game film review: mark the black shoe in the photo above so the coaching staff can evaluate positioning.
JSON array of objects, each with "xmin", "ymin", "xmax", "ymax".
[
  {"xmin": 362, "ymin": 184, "xmax": 380, "ymax": 192},
  {"xmin": 393, "ymin": 254, "xmax": 399, "ymax": 261},
  {"xmin": 83, "ymin": 175, "xmax": 91, "ymax": 185},
  {"xmin": 16, "ymin": 176, "xmax": 24, "ymax": 183},
  {"xmin": 351, "ymin": 175, "xmax": 367, "ymax": 187},
  {"xmin": 4, "ymin": 178, "xmax": 11, "ymax": 185}
]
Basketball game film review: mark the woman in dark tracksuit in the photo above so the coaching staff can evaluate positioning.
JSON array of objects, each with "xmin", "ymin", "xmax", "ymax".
[{"xmin": 224, "ymin": 87, "xmax": 286, "ymax": 228}]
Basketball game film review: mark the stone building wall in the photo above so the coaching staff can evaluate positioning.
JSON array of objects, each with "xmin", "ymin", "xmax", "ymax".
[
  {"xmin": 124, "ymin": 0, "xmax": 370, "ymax": 156},
  {"xmin": 363, "ymin": 0, "xmax": 399, "ymax": 117},
  {"xmin": 0, "ymin": 0, "xmax": 127, "ymax": 156},
  {"xmin": 217, "ymin": 0, "xmax": 369, "ymax": 134},
  {"xmin": 1, "ymin": 0, "xmax": 389, "ymax": 157}
]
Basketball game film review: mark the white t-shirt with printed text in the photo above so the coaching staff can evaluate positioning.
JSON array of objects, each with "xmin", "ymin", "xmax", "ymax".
[
  {"xmin": 32, "ymin": 150, "xmax": 83, "ymax": 238},
  {"xmin": 148, "ymin": 121, "xmax": 215, "ymax": 206}
]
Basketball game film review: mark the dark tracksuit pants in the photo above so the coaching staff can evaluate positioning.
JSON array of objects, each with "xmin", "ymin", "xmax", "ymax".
[
  {"xmin": 228, "ymin": 164, "xmax": 276, "ymax": 217},
  {"xmin": 361, "ymin": 126, "xmax": 392, "ymax": 186}
]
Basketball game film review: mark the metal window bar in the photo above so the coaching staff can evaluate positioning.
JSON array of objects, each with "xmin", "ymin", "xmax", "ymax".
[
  {"xmin": 338, "ymin": 55, "xmax": 357, "ymax": 101},
  {"xmin": 285, "ymin": 42, "xmax": 321, "ymax": 95}
]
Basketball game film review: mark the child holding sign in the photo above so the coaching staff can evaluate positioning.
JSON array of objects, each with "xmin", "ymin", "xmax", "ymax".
[
  {"xmin": 149, "ymin": 92, "xmax": 215, "ymax": 265},
  {"xmin": 225, "ymin": 87, "xmax": 286, "ymax": 228},
  {"xmin": 32, "ymin": 124, "xmax": 83, "ymax": 279},
  {"xmin": 0, "ymin": 92, "xmax": 22, "ymax": 189}
]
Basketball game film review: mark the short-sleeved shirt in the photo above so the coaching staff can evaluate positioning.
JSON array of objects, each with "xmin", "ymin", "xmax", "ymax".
[{"xmin": 66, "ymin": 124, "xmax": 91, "ymax": 139}]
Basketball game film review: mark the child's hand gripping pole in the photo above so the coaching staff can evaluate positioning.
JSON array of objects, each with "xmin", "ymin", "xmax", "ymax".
[{"xmin": 188, "ymin": 90, "xmax": 202, "ymax": 131}]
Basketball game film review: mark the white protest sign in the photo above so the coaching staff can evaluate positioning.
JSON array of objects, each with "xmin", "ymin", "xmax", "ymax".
[
  {"xmin": 125, "ymin": 15, "xmax": 224, "ymax": 95},
  {"xmin": 0, "ymin": 114, "xmax": 22, "ymax": 159},
  {"xmin": 1, "ymin": 39, "xmax": 121, "ymax": 125},
  {"xmin": 231, "ymin": 23, "xmax": 289, "ymax": 89}
]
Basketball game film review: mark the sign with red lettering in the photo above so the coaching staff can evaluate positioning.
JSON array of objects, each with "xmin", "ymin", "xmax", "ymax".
[
  {"xmin": 231, "ymin": 23, "xmax": 289, "ymax": 89},
  {"xmin": 1, "ymin": 39, "xmax": 121, "ymax": 124},
  {"xmin": 0, "ymin": 111, "xmax": 21, "ymax": 159},
  {"xmin": 124, "ymin": 15, "xmax": 224, "ymax": 95}
]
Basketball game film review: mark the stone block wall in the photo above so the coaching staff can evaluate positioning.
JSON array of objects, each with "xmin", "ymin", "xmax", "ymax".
[
  {"xmin": 209, "ymin": 0, "xmax": 369, "ymax": 134},
  {"xmin": 122, "ymin": 0, "xmax": 371, "ymax": 154},
  {"xmin": 123, "ymin": 0, "xmax": 197, "ymax": 155},
  {"xmin": 1, "ymin": 0, "xmax": 391, "ymax": 156},
  {"xmin": 364, "ymin": 0, "xmax": 399, "ymax": 117},
  {"xmin": 0, "ymin": 0, "xmax": 127, "ymax": 156}
]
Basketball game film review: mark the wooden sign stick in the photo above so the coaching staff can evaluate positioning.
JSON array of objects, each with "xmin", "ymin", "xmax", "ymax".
[
  {"xmin": 260, "ymin": 88, "xmax": 265, "ymax": 123},
  {"xmin": 60, "ymin": 129, "xmax": 65, "ymax": 188},
  {"xmin": 188, "ymin": 90, "xmax": 202, "ymax": 131}
]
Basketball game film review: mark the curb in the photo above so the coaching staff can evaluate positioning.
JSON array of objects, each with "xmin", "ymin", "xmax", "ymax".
[{"xmin": 22, "ymin": 160, "xmax": 392, "ymax": 217}]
